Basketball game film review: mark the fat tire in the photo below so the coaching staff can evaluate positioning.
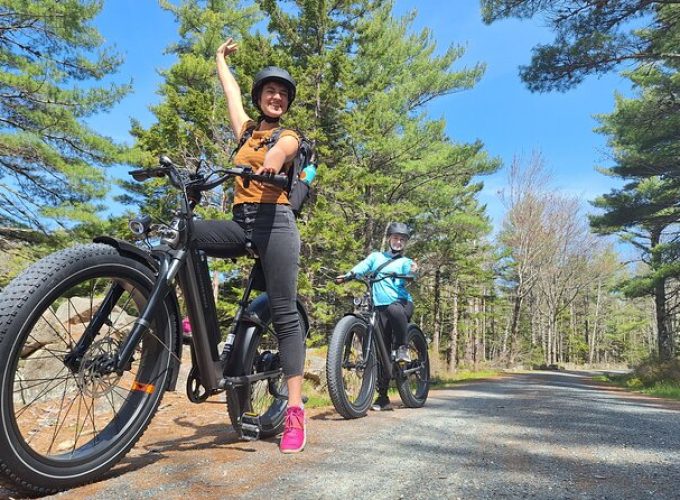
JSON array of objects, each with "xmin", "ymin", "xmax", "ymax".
[
  {"xmin": 396, "ymin": 325, "xmax": 429, "ymax": 408},
  {"xmin": 226, "ymin": 305, "xmax": 308, "ymax": 439},
  {"xmin": 326, "ymin": 315, "xmax": 376, "ymax": 419},
  {"xmin": 0, "ymin": 243, "xmax": 176, "ymax": 494}
]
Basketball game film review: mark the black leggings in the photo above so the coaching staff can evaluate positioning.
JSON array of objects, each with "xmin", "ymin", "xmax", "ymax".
[
  {"xmin": 191, "ymin": 203, "xmax": 304, "ymax": 378},
  {"xmin": 376, "ymin": 299, "xmax": 414, "ymax": 393},
  {"xmin": 377, "ymin": 299, "xmax": 414, "ymax": 347}
]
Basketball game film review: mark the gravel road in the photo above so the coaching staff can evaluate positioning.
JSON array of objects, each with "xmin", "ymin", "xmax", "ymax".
[{"xmin": 3, "ymin": 370, "xmax": 679, "ymax": 499}]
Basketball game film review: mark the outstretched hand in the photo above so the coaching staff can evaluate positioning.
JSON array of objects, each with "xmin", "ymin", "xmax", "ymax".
[{"xmin": 216, "ymin": 38, "xmax": 238, "ymax": 59}]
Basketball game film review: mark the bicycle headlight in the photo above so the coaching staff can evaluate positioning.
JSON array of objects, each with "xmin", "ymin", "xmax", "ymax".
[{"xmin": 128, "ymin": 215, "xmax": 152, "ymax": 236}]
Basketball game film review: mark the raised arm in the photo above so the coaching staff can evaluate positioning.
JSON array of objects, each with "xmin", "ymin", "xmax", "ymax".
[{"xmin": 216, "ymin": 38, "xmax": 251, "ymax": 138}]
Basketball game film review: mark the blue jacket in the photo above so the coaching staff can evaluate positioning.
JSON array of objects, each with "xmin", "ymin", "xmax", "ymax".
[{"xmin": 349, "ymin": 251, "xmax": 414, "ymax": 306}]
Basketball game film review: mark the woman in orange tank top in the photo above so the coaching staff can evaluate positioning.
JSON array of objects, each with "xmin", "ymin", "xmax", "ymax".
[{"xmin": 189, "ymin": 38, "xmax": 306, "ymax": 453}]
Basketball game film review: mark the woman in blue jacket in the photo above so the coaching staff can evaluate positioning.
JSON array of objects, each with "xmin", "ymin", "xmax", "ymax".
[{"xmin": 336, "ymin": 222, "xmax": 417, "ymax": 410}]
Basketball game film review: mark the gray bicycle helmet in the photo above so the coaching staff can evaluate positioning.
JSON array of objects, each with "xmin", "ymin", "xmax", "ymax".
[
  {"xmin": 251, "ymin": 66, "xmax": 296, "ymax": 112},
  {"xmin": 386, "ymin": 222, "xmax": 411, "ymax": 239}
]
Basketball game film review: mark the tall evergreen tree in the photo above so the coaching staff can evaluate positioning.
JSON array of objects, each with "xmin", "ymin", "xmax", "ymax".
[
  {"xmin": 259, "ymin": 0, "xmax": 499, "ymax": 342},
  {"xmin": 590, "ymin": 68, "xmax": 680, "ymax": 361},
  {"xmin": 0, "ymin": 0, "xmax": 129, "ymax": 231}
]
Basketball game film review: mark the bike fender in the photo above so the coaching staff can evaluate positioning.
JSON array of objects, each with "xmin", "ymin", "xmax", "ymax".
[
  {"xmin": 94, "ymin": 236, "xmax": 157, "ymax": 269},
  {"xmin": 224, "ymin": 294, "xmax": 310, "ymax": 376},
  {"xmin": 240, "ymin": 294, "xmax": 310, "ymax": 336},
  {"xmin": 296, "ymin": 298, "xmax": 310, "ymax": 338},
  {"xmin": 93, "ymin": 236, "xmax": 183, "ymax": 391}
]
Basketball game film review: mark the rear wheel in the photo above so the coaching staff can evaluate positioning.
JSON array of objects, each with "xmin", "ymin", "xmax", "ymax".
[
  {"xmin": 396, "ymin": 325, "xmax": 429, "ymax": 408},
  {"xmin": 226, "ymin": 306, "xmax": 308, "ymax": 439},
  {"xmin": 326, "ymin": 315, "xmax": 376, "ymax": 419},
  {"xmin": 0, "ymin": 244, "xmax": 176, "ymax": 494}
]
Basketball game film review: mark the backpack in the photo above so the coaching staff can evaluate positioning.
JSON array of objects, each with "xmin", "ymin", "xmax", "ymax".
[{"xmin": 231, "ymin": 123, "xmax": 316, "ymax": 217}]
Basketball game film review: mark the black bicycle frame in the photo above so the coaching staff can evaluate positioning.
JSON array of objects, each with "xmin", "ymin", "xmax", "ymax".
[
  {"xmin": 350, "ymin": 272, "xmax": 418, "ymax": 381},
  {"xmin": 362, "ymin": 310, "xmax": 395, "ymax": 381},
  {"xmin": 76, "ymin": 162, "xmax": 292, "ymax": 399}
]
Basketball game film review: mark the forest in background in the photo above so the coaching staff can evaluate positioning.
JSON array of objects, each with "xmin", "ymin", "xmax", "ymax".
[{"xmin": 1, "ymin": 0, "xmax": 678, "ymax": 372}]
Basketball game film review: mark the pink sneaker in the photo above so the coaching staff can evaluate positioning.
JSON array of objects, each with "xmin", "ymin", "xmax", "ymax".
[{"xmin": 280, "ymin": 406, "xmax": 306, "ymax": 453}]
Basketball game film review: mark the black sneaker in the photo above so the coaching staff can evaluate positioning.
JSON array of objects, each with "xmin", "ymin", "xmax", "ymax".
[{"xmin": 371, "ymin": 394, "xmax": 392, "ymax": 411}]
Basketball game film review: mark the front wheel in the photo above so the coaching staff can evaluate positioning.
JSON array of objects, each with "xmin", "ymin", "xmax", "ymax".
[
  {"xmin": 0, "ymin": 244, "xmax": 176, "ymax": 494},
  {"xmin": 326, "ymin": 315, "xmax": 377, "ymax": 419},
  {"xmin": 396, "ymin": 324, "xmax": 430, "ymax": 408}
]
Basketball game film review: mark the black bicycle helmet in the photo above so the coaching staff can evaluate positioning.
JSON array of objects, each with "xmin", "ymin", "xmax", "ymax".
[
  {"xmin": 251, "ymin": 66, "xmax": 296, "ymax": 112},
  {"xmin": 386, "ymin": 222, "xmax": 411, "ymax": 239}
]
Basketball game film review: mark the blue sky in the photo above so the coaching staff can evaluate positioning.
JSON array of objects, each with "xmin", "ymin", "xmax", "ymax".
[{"xmin": 91, "ymin": 0, "xmax": 634, "ymax": 231}]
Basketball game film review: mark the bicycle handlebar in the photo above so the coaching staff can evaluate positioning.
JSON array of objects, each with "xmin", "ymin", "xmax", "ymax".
[
  {"xmin": 336, "ymin": 272, "xmax": 415, "ymax": 285},
  {"xmin": 202, "ymin": 167, "xmax": 289, "ymax": 191},
  {"xmin": 128, "ymin": 160, "xmax": 289, "ymax": 191}
]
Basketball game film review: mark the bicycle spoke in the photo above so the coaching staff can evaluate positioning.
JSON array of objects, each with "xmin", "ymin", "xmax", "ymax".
[
  {"xmin": 111, "ymin": 291, "xmax": 135, "ymax": 329},
  {"xmin": 14, "ymin": 366, "xmax": 72, "ymax": 418},
  {"xmin": 37, "ymin": 310, "xmax": 74, "ymax": 350},
  {"xmin": 46, "ymin": 376, "xmax": 80, "ymax": 455}
]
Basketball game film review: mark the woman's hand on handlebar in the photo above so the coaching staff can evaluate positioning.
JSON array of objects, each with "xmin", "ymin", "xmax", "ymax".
[
  {"xmin": 334, "ymin": 272, "xmax": 355, "ymax": 284},
  {"xmin": 255, "ymin": 165, "xmax": 280, "ymax": 176}
]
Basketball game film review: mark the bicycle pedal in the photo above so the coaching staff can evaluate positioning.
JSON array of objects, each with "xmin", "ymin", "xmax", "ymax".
[{"xmin": 240, "ymin": 412, "xmax": 261, "ymax": 441}]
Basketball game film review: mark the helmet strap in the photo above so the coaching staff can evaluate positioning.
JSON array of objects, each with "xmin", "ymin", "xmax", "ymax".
[
  {"xmin": 259, "ymin": 114, "xmax": 280, "ymax": 124},
  {"xmin": 388, "ymin": 245, "xmax": 404, "ymax": 256}
]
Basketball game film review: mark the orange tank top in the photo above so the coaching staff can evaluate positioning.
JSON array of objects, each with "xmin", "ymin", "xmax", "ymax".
[{"xmin": 233, "ymin": 121, "xmax": 299, "ymax": 206}]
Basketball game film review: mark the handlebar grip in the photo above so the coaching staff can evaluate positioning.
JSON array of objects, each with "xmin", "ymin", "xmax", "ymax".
[
  {"xmin": 128, "ymin": 168, "xmax": 167, "ymax": 181},
  {"xmin": 251, "ymin": 173, "xmax": 289, "ymax": 189},
  {"xmin": 233, "ymin": 165, "xmax": 289, "ymax": 189}
]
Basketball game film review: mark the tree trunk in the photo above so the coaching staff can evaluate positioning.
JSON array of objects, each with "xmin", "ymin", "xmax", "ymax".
[
  {"xmin": 507, "ymin": 292, "xmax": 522, "ymax": 364},
  {"xmin": 588, "ymin": 281, "xmax": 602, "ymax": 364},
  {"xmin": 481, "ymin": 293, "xmax": 487, "ymax": 363},
  {"xmin": 473, "ymin": 296, "xmax": 480, "ymax": 369},
  {"xmin": 464, "ymin": 299, "xmax": 475, "ymax": 365},
  {"xmin": 651, "ymin": 229, "xmax": 675, "ymax": 361},
  {"xmin": 433, "ymin": 268, "xmax": 441, "ymax": 363},
  {"xmin": 447, "ymin": 279, "xmax": 459, "ymax": 371},
  {"xmin": 654, "ymin": 281, "xmax": 674, "ymax": 360},
  {"xmin": 212, "ymin": 270, "xmax": 220, "ymax": 305}
]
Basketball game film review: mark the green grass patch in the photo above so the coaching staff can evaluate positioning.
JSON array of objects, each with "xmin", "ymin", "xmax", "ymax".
[
  {"xmin": 302, "ymin": 379, "xmax": 332, "ymax": 408},
  {"xmin": 595, "ymin": 358, "xmax": 680, "ymax": 400},
  {"xmin": 640, "ymin": 381, "xmax": 680, "ymax": 399},
  {"xmin": 431, "ymin": 369, "xmax": 500, "ymax": 388}
]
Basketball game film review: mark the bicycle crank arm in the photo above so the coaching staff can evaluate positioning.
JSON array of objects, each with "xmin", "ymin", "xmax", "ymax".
[
  {"xmin": 400, "ymin": 363, "xmax": 426, "ymax": 376},
  {"xmin": 219, "ymin": 368, "xmax": 283, "ymax": 389}
]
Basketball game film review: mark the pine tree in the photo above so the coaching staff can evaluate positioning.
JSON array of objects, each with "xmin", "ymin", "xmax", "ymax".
[
  {"xmin": 480, "ymin": 1, "xmax": 679, "ymax": 92},
  {"xmin": 260, "ymin": 0, "xmax": 499, "ymax": 346},
  {"xmin": 120, "ymin": 0, "xmax": 260, "ymax": 213},
  {"xmin": 0, "ymin": 0, "xmax": 130, "ymax": 231},
  {"xmin": 590, "ymin": 66, "xmax": 680, "ymax": 361}
]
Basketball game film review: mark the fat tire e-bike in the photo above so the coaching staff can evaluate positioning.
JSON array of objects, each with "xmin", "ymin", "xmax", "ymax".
[
  {"xmin": 326, "ymin": 272, "xmax": 429, "ymax": 419},
  {"xmin": 0, "ymin": 157, "xmax": 309, "ymax": 494}
]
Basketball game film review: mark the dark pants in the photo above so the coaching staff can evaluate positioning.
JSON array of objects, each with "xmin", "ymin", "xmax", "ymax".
[
  {"xmin": 191, "ymin": 203, "xmax": 304, "ymax": 377},
  {"xmin": 376, "ymin": 299, "xmax": 414, "ymax": 392}
]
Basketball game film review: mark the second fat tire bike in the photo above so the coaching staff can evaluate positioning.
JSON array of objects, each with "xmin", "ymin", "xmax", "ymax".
[{"xmin": 326, "ymin": 273, "xmax": 430, "ymax": 419}]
